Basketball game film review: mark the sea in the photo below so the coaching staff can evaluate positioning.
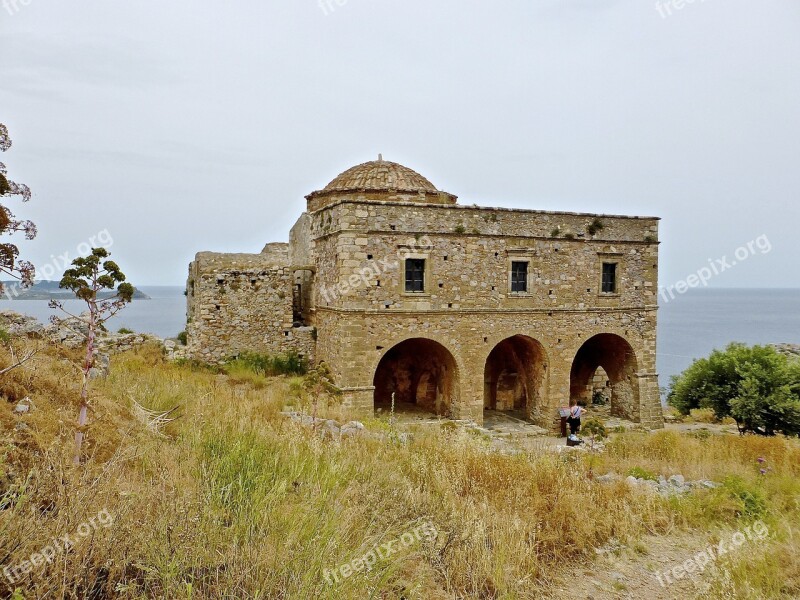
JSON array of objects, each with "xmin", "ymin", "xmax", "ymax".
[{"xmin": 3, "ymin": 287, "xmax": 798, "ymax": 390}]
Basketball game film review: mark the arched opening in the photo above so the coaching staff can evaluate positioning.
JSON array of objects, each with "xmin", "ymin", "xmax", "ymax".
[
  {"xmin": 484, "ymin": 335, "xmax": 548, "ymax": 422},
  {"xmin": 373, "ymin": 338, "xmax": 459, "ymax": 416},
  {"xmin": 570, "ymin": 334, "xmax": 639, "ymax": 420}
]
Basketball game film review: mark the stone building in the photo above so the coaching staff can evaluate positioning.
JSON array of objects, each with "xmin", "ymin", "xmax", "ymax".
[{"xmin": 185, "ymin": 157, "xmax": 663, "ymax": 429}]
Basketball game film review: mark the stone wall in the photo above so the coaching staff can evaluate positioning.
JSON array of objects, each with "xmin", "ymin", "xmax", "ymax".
[
  {"xmin": 308, "ymin": 199, "xmax": 659, "ymax": 313},
  {"xmin": 185, "ymin": 249, "xmax": 315, "ymax": 364}
]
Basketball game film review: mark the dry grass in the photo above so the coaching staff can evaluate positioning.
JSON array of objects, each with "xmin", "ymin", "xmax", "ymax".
[{"xmin": 1, "ymin": 341, "xmax": 798, "ymax": 598}]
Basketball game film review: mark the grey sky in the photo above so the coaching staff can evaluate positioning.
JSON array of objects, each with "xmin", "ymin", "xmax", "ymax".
[{"xmin": 1, "ymin": 0, "xmax": 798, "ymax": 287}]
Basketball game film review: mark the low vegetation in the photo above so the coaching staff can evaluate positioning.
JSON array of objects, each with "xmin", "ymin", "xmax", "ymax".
[
  {"xmin": 0, "ymin": 340, "xmax": 798, "ymax": 598},
  {"xmin": 669, "ymin": 343, "xmax": 800, "ymax": 436}
]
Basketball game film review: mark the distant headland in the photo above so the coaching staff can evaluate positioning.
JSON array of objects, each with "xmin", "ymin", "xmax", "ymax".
[{"xmin": 1, "ymin": 280, "xmax": 150, "ymax": 300}]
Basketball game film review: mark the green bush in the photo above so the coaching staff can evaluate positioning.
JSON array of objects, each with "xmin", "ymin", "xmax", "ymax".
[
  {"xmin": 224, "ymin": 351, "xmax": 307, "ymax": 377},
  {"xmin": 0, "ymin": 326, "xmax": 11, "ymax": 345},
  {"xmin": 626, "ymin": 466, "xmax": 658, "ymax": 481},
  {"xmin": 668, "ymin": 343, "xmax": 800, "ymax": 436},
  {"xmin": 118, "ymin": 327, "xmax": 134, "ymax": 334},
  {"xmin": 177, "ymin": 331, "xmax": 188, "ymax": 346},
  {"xmin": 586, "ymin": 218, "xmax": 604, "ymax": 236},
  {"xmin": 720, "ymin": 475, "xmax": 768, "ymax": 520},
  {"xmin": 582, "ymin": 418, "xmax": 607, "ymax": 440}
]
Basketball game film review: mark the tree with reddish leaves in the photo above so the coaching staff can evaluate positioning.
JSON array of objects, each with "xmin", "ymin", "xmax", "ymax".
[
  {"xmin": 50, "ymin": 248, "xmax": 134, "ymax": 465},
  {"xmin": 0, "ymin": 123, "xmax": 36, "ymax": 292}
]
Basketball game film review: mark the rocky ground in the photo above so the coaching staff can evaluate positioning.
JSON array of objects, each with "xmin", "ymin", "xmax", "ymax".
[
  {"xmin": 772, "ymin": 343, "xmax": 800, "ymax": 360},
  {"xmin": 0, "ymin": 310, "xmax": 187, "ymax": 369}
]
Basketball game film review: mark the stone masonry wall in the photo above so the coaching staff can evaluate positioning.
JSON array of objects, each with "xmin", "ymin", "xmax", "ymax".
[
  {"xmin": 314, "ymin": 306, "xmax": 661, "ymax": 429},
  {"xmin": 306, "ymin": 197, "xmax": 661, "ymax": 429},
  {"xmin": 186, "ymin": 250, "xmax": 315, "ymax": 364}
]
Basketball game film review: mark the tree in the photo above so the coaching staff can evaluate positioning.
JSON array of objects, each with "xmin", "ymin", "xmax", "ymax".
[
  {"xmin": 668, "ymin": 343, "xmax": 800, "ymax": 436},
  {"xmin": 0, "ymin": 123, "xmax": 36, "ymax": 292},
  {"xmin": 49, "ymin": 248, "xmax": 134, "ymax": 464}
]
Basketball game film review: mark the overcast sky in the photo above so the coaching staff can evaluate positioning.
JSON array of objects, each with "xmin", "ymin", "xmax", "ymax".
[{"xmin": 1, "ymin": 0, "xmax": 798, "ymax": 287}]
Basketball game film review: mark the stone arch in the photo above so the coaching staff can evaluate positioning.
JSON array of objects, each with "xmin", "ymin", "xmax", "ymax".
[
  {"xmin": 373, "ymin": 338, "xmax": 460, "ymax": 416},
  {"xmin": 483, "ymin": 335, "xmax": 548, "ymax": 422},
  {"xmin": 570, "ymin": 333, "xmax": 639, "ymax": 420}
]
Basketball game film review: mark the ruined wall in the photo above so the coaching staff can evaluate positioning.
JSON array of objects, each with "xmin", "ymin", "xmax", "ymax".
[{"xmin": 185, "ymin": 249, "xmax": 315, "ymax": 364}]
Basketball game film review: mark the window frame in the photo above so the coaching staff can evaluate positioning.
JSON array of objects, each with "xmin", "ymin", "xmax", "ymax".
[
  {"xmin": 405, "ymin": 258, "xmax": 426, "ymax": 293},
  {"xmin": 598, "ymin": 258, "xmax": 622, "ymax": 296},
  {"xmin": 510, "ymin": 261, "xmax": 529, "ymax": 293},
  {"xmin": 506, "ymin": 252, "xmax": 533, "ymax": 296}
]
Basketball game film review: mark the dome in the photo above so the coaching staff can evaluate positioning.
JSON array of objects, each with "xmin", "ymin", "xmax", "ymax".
[{"xmin": 321, "ymin": 156, "xmax": 438, "ymax": 194}]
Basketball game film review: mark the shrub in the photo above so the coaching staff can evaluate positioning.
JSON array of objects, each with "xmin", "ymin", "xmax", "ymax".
[
  {"xmin": 582, "ymin": 418, "xmax": 607, "ymax": 440},
  {"xmin": 720, "ymin": 475, "xmax": 768, "ymax": 519},
  {"xmin": 225, "ymin": 351, "xmax": 307, "ymax": 378},
  {"xmin": 177, "ymin": 331, "xmax": 188, "ymax": 346},
  {"xmin": 0, "ymin": 326, "xmax": 10, "ymax": 345},
  {"xmin": 586, "ymin": 218, "xmax": 604, "ymax": 236},
  {"xmin": 454, "ymin": 224, "xmax": 466, "ymax": 234},
  {"xmin": 668, "ymin": 343, "xmax": 800, "ymax": 436},
  {"xmin": 591, "ymin": 390, "xmax": 608, "ymax": 406},
  {"xmin": 626, "ymin": 466, "xmax": 658, "ymax": 481},
  {"xmin": 117, "ymin": 327, "xmax": 134, "ymax": 335}
]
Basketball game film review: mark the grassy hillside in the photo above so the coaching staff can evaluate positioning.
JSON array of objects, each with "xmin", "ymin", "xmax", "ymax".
[{"xmin": 1, "ymin": 340, "xmax": 798, "ymax": 598}]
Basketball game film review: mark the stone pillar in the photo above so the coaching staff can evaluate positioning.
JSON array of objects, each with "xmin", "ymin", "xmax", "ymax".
[
  {"xmin": 637, "ymin": 373, "xmax": 664, "ymax": 429},
  {"xmin": 341, "ymin": 386, "xmax": 375, "ymax": 418}
]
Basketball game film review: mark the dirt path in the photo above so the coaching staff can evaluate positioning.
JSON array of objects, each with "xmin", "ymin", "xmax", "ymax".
[{"xmin": 546, "ymin": 530, "xmax": 724, "ymax": 600}]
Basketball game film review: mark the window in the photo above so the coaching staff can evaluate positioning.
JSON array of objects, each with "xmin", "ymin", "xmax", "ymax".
[
  {"xmin": 405, "ymin": 259, "xmax": 425, "ymax": 292},
  {"xmin": 511, "ymin": 261, "xmax": 528, "ymax": 292},
  {"xmin": 601, "ymin": 262, "xmax": 617, "ymax": 293}
]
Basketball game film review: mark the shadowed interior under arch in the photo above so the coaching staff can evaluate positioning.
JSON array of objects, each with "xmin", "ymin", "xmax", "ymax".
[
  {"xmin": 373, "ymin": 338, "xmax": 459, "ymax": 416},
  {"xmin": 484, "ymin": 335, "xmax": 548, "ymax": 422},
  {"xmin": 570, "ymin": 333, "xmax": 640, "ymax": 420}
]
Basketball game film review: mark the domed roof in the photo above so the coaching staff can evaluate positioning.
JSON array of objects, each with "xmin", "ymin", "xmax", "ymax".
[{"xmin": 322, "ymin": 156, "xmax": 438, "ymax": 194}]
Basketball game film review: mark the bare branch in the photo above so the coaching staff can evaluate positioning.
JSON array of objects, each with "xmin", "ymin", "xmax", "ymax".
[{"xmin": 0, "ymin": 343, "xmax": 40, "ymax": 376}]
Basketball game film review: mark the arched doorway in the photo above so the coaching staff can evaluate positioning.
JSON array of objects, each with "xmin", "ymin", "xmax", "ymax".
[
  {"xmin": 373, "ymin": 338, "xmax": 459, "ymax": 416},
  {"xmin": 484, "ymin": 335, "xmax": 548, "ymax": 421},
  {"xmin": 570, "ymin": 334, "xmax": 639, "ymax": 420}
]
